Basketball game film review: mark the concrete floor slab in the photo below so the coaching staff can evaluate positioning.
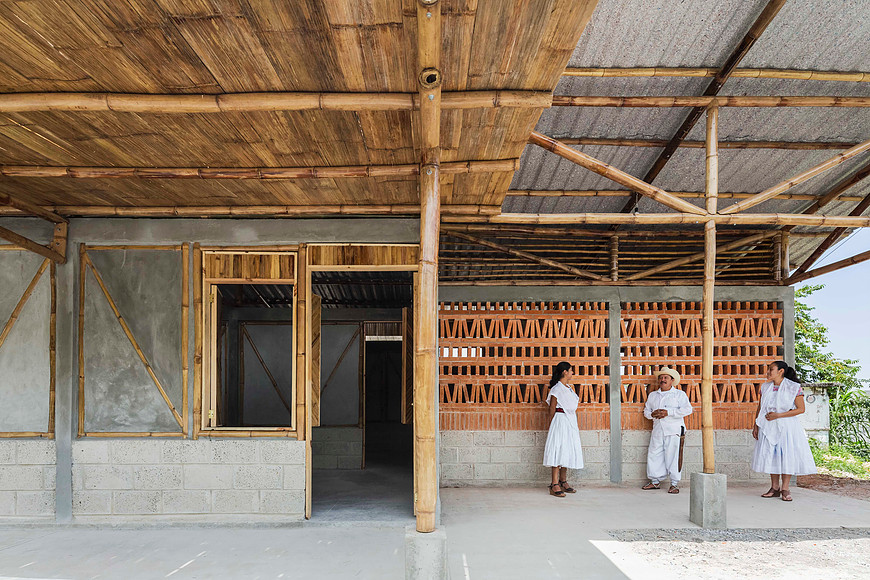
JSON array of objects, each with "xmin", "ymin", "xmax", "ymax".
[{"xmin": 441, "ymin": 483, "xmax": 870, "ymax": 580}]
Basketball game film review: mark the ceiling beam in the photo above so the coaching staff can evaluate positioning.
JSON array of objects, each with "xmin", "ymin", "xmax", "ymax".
[
  {"xmin": 563, "ymin": 67, "xmax": 870, "ymax": 82},
  {"xmin": 785, "ymin": 248, "xmax": 870, "ymax": 285},
  {"xmin": 528, "ymin": 132, "xmax": 705, "ymax": 214},
  {"xmin": 615, "ymin": 0, "xmax": 787, "ymax": 218},
  {"xmin": 539, "ymin": 137, "xmax": 858, "ymax": 150},
  {"xmin": 550, "ymin": 95, "xmax": 870, "ymax": 107},
  {"xmin": 0, "ymin": 159, "xmax": 518, "ymax": 180},
  {"xmin": 791, "ymin": 193, "xmax": 870, "ymax": 277},
  {"xmin": 719, "ymin": 139, "xmax": 870, "ymax": 214},
  {"xmin": 443, "ymin": 230, "xmax": 607, "ymax": 281},
  {"xmin": 0, "ymin": 192, "xmax": 67, "ymax": 224},
  {"xmin": 0, "ymin": 90, "xmax": 551, "ymax": 113},
  {"xmin": 505, "ymin": 190, "xmax": 865, "ymax": 202},
  {"xmin": 445, "ymin": 212, "xmax": 870, "ymax": 227}
]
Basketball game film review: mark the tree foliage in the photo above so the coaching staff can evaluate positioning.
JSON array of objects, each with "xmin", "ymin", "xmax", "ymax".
[{"xmin": 795, "ymin": 284, "xmax": 870, "ymax": 458}]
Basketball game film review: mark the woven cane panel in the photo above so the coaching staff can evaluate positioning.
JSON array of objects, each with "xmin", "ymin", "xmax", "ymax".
[
  {"xmin": 621, "ymin": 301, "xmax": 783, "ymax": 430},
  {"xmin": 439, "ymin": 302, "xmax": 609, "ymax": 430}
]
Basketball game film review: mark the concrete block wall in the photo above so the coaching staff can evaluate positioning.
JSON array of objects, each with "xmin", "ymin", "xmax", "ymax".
[
  {"xmin": 440, "ymin": 430, "xmax": 610, "ymax": 486},
  {"xmin": 71, "ymin": 439, "xmax": 305, "ymax": 522},
  {"xmin": 0, "ymin": 440, "xmax": 56, "ymax": 519},
  {"xmin": 311, "ymin": 427, "xmax": 363, "ymax": 469},
  {"xmin": 620, "ymin": 430, "xmax": 767, "ymax": 483}
]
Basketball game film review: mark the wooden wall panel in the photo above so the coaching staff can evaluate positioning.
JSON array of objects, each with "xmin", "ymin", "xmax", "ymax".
[
  {"xmin": 203, "ymin": 252, "xmax": 296, "ymax": 282},
  {"xmin": 308, "ymin": 244, "xmax": 418, "ymax": 268}
]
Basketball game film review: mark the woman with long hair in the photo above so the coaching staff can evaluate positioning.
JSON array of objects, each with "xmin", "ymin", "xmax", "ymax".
[
  {"xmin": 543, "ymin": 361, "xmax": 584, "ymax": 497},
  {"xmin": 751, "ymin": 360, "xmax": 817, "ymax": 501}
]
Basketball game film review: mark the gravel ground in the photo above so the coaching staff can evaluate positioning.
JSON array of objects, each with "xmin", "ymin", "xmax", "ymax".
[{"xmin": 604, "ymin": 528, "xmax": 870, "ymax": 580}]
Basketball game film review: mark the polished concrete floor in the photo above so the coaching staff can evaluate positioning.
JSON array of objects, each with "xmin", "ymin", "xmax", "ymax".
[{"xmin": 311, "ymin": 462, "xmax": 414, "ymax": 524}]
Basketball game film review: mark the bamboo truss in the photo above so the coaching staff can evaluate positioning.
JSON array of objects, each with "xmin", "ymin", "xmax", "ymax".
[
  {"xmin": 786, "ymin": 248, "xmax": 870, "ymax": 285},
  {"xmin": 506, "ymin": 190, "xmax": 865, "ymax": 202},
  {"xmin": 564, "ymin": 67, "xmax": 870, "ymax": 82},
  {"xmin": 446, "ymin": 213, "xmax": 870, "ymax": 227},
  {"xmin": 793, "ymin": 194, "xmax": 870, "ymax": 278},
  {"xmin": 542, "ymin": 137, "xmax": 859, "ymax": 150},
  {"xmin": 528, "ymin": 132, "xmax": 705, "ymax": 215}
]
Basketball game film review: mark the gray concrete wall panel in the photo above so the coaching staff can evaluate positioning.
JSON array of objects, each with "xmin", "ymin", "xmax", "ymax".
[
  {"xmin": 320, "ymin": 324, "xmax": 361, "ymax": 426},
  {"xmin": 0, "ymin": 271, "xmax": 50, "ymax": 432},
  {"xmin": 83, "ymin": 269, "xmax": 179, "ymax": 432},
  {"xmin": 242, "ymin": 324, "xmax": 294, "ymax": 426},
  {"xmin": 87, "ymin": 249, "xmax": 182, "ymax": 413}
]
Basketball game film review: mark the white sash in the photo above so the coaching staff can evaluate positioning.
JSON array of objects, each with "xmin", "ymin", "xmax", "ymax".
[{"xmin": 755, "ymin": 378, "xmax": 801, "ymax": 445}]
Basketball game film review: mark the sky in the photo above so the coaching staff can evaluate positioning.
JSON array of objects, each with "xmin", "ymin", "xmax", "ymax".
[{"xmin": 796, "ymin": 228, "xmax": 870, "ymax": 381}]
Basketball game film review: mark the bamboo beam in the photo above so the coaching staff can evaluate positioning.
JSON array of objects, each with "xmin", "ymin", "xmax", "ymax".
[
  {"xmin": 786, "ymin": 248, "xmax": 870, "ymax": 285},
  {"xmin": 702, "ymin": 105, "xmax": 718, "ymax": 474},
  {"xmin": 625, "ymin": 231, "xmax": 779, "ymax": 281},
  {"xmin": 506, "ymin": 190, "xmax": 864, "ymax": 202},
  {"xmin": 0, "ymin": 159, "xmax": 518, "ymax": 180},
  {"xmin": 0, "ymin": 90, "xmax": 550, "ymax": 113},
  {"xmin": 788, "ymin": 159, "xmax": 870, "ymax": 225},
  {"xmin": 415, "ymin": 0, "xmax": 440, "ymax": 535},
  {"xmin": 551, "ymin": 96, "xmax": 870, "ymax": 107},
  {"xmin": 528, "ymin": 132, "xmax": 705, "ymax": 215},
  {"xmin": 720, "ymin": 139, "xmax": 870, "ymax": 214},
  {"xmin": 448, "ymin": 213, "xmax": 870, "ymax": 227},
  {"xmin": 780, "ymin": 231, "xmax": 790, "ymax": 281},
  {"xmin": 0, "ymin": 225, "xmax": 65, "ymax": 263},
  {"xmin": 241, "ymin": 327, "xmax": 293, "ymax": 416},
  {"xmin": 0, "ymin": 204, "xmax": 501, "ymax": 218},
  {"xmin": 792, "ymin": 193, "xmax": 870, "ymax": 277},
  {"xmin": 0, "ymin": 192, "xmax": 67, "ymax": 224},
  {"xmin": 564, "ymin": 67, "xmax": 870, "ymax": 82},
  {"xmin": 546, "ymin": 137, "xmax": 859, "ymax": 150},
  {"xmin": 443, "ymin": 230, "xmax": 607, "ymax": 280}
]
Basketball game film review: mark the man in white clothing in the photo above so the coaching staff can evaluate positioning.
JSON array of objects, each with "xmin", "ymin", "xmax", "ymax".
[{"xmin": 641, "ymin": 367, "xmax": 693, "ymax": 494}]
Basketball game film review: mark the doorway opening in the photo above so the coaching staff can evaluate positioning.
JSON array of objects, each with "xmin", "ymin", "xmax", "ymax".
[{"xmin": 310, "ymin": 270, "xmax": 414, "ymax": 522}]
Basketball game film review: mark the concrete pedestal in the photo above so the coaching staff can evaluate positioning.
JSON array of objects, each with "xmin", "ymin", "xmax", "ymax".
[
  {"xmin": 405, "ymin": 526, "xmax": 448, "ymax": 580},
  {"xmin": 689, "ymin": 472, "xmax": 727, "ymax": 528}
]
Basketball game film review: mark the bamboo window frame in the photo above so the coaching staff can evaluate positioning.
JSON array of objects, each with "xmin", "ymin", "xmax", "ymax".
[
  {"xmin": 195, "ymin": 246, "xmax": 298, "ymax": 439},
  {"xmin": 0, "ymin": 246, "xmax": 56, "ymax": 438},
  {"xmin": 77, "ymin": 245, "xmax": 188, "ymax": 438}
]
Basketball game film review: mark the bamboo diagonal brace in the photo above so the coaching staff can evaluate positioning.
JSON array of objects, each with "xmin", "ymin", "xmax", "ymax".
[
  {"xmin": 0, "ymin": 225, "xmax": 66, "ymax": 263},
  {"xmin": 720, "ymin": 138, "xmax": 870, "ymax": 214},
  {"xmin": 85, "ymin": 255, "xmax": 184, "ymax": 429},
  {"xmin": 0, "ymin": 259, "xmax": 49, "ymax": 352},
  {"xmin": 785, "ymin": 248, "xmax": 870, "ymax": 285},
  {"xmin": 529, "ymin": 132, "xmax": 706, "ymax": 215}
]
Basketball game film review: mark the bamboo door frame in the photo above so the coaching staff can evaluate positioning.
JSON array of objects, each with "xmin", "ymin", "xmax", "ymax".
[
  {"xmin": 77, "ymin": 244, "xmax": 187, "ymax": 438},
  {"xmin": 0, "ymin": 246, "xmax": 56, "ymax": 438},
  {"xmin": 305, "ymin": 243, "xmax": 418, "ymax": 520},
  {"xmin": 194, "ymin": 246, "xmax": 299, "ymax": 439}
]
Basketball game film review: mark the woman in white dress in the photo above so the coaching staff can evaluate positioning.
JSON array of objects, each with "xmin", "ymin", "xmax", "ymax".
[
  {"xmin": 751, "ymin": 360, "xmax": 817, "ymax": 502},
  {"xmin": 543, "ymin": 361, "xmax": 584, "ymax": 497}
]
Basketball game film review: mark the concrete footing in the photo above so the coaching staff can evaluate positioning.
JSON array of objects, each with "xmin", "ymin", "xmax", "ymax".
[
  {"xmin": 689, "ymin": 472, "xmax": 728, "ymax": 528},
  {"xmin": 405, "ymin": 525, "xmax": 448, "ymax": 580}
]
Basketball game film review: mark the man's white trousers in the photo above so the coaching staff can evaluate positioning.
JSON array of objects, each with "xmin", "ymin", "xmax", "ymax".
[{"xmin": 647, "ymin": 430, "xmax": 682, "ymax": 486}]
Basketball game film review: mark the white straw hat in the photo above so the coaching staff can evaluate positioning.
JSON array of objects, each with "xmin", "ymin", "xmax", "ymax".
[{"xmin": 656, "ymin": 366, "xmax": 680, "ymax": 387}]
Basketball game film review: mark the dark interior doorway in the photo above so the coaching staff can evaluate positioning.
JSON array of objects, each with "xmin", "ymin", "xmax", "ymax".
[{"xmin": 310, "ymin": 270, "xmax": 414, "ymax": 522}]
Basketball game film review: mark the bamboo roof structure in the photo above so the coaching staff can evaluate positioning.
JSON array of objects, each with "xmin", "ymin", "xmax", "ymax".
[{"xmin": 0, "ymin": 0, "xmax": 869, "ymax": 285}]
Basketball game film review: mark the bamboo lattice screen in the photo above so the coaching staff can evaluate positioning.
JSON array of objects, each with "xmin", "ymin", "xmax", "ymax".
[
  {"xmin": 439, "ymin": 302, "xmax": 610, "ymax": 430},
  {"xmin": 438, "ymin": 300, "xmax": 783, "ymax": 431}
]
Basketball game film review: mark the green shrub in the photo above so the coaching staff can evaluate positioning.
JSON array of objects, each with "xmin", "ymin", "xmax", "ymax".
[{"xmin": 809, "ymin": 439, "xmax": 870, "ymax": 479}]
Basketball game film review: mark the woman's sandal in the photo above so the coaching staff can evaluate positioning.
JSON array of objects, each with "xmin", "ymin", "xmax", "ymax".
[
  {"xmin": 781, "ymin": 489, "xmax": 793, "ymax": 502},
  {"xmin": 668, "ymin": 486, "xmax": 680, "ymax": 494},
  {"xmin": 548, "ymin": 483, "xmax": 566, "ymax": 498},
  {"xmin": 641, "ymin": 482, "xmax": 660, "ymax": 490},
  {"xmin": 761, "ymin": 487, "xmax": 781, "ymax": 498},
  {"xmin": 559, "ymin": 480, "xmax": 576, "ymax": 494}
]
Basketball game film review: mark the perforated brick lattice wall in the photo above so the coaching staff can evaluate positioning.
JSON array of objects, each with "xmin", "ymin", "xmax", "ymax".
[
  {"xmin": 439, "ymin": 301, "xmax": 783, "ymax": 431},
  {"xmin": 439, "ymin": 302, "xmax": 609, "ymax": 430}
]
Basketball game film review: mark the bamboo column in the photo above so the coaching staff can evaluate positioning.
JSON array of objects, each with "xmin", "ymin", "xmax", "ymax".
[
  {"xmin": 702, "ymin": 106, "xmax": 718, "ymax": 474},
  {"xmin": 414, "ymin": 0, "xmax": 441, "ymax": 534},
  {"xmin": 780, "ymin": 232, "xmax": 790, "ymax": 281},
  {"xmin": 295, "ymin": 247, "xmax": 308, "ymax": 441}
]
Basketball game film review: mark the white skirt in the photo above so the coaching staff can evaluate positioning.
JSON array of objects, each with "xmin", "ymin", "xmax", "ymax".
[
  {"xmin": 751, "ymin": 417, "xmax": 817, "ymax": 475},
  {"xmin": 543, "ymin": 413, "xmax": 584, "ymax": 469}
]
